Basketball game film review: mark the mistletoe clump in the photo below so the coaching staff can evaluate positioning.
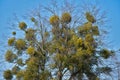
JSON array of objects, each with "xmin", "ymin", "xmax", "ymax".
[
  {"xmin": 61, "ymin": 12, "xmax": 71, "ymax": 23},
  {"xmin": 49, "ymin": 15, "xmax": 59, "ymax": 25},
  {"xmin": 86, "ymin": 12, "xmax": 96, "ymax": 23},
  {"xmin": 8, "ymin": 37, "xmax": 15, "ymax": 46},
  {"xmin": 12, "ymin": 31, "xmax": 16, "ymax": 35},
  {"xmin": 25, "ymin": 28, "xmax": 35, "ymax": 41},
  {"xmin": 27, "ymin": 46, "xmax": 35, "ymax": 55},
  {"xmin": 19, "ymin": 22, "xmax": 27, "ymax": 30},
  {"xmin": 3, "ymin": 70, "xmax": 13, "ymax": 80},
  {"xmin": 15, "ymin": 39, "xmax": 26, "ymax": 50},
  {"xmin": 5, "ymin": 50, "xmax": 17, "ymax": 63}
]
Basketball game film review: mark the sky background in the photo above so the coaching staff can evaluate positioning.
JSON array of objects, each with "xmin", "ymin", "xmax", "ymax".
[
  {"xmin": 0, "ymin": 0, "xmax": 120, "ymax": 48},
  {"xmin": 0, "ymin": 0, "xmax": 120, "ymax": 79}
]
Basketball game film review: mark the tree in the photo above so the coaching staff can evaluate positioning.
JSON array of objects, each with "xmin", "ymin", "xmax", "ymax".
[{"xmin": 3, "ymin": 1, "xmax": 114, "ymax": 80}]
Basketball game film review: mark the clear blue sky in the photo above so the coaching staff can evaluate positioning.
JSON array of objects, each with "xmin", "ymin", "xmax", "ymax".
[
  {"xmin": 0, "ymin": 0, "xmax": 120, "ymax": 79},
  {"xmin": 0, "ymin": 0, "xmax": 120, "ymax": 49}
]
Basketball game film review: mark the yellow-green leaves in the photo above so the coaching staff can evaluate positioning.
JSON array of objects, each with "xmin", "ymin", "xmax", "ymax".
[
  {"xmin": 84, "ymin": 34, "xmax": 95, "ymax": 54},
  {"xmin": 78, "ymin": 22, "xmax": 93, "ymax": 35},
  {"xmin": 86, "ymin": 12, "xmax": 96, "ymax": 23},
  {"xmin": 61, "ymin": 12, "xmax": 71, "ymax": 23},
  {"xmin": 15, "ymin": 39, "xmax": 26, "ymax": 50},
  {"xmin": 25, "ymin": 28, "xmax": 35, "ymax": 41},
  {"xmin": 71, "ymin": 35, "xmax": 83, "ymax": 47},
  {"xmin": 49, "ymin": 12, "xmax": 71, "ymax": 26},
  {"xmin": 78, "ymin": 22, "xmax": 99, "ymax": 37},
  {"xmin": 85, "ymin": 34, "xmax": 94, "ymax": 42},
  {"xmin": 8, "ymin": 37, "xmax": 15, "ymax": 46},
  {"xmin": 83, "ymin": 22, "xmax": 92, "ymax": 31},
  {"xmin": 27, "ymin": 46, "xmax": 35, "ymax": 55},
  {"xmin": 49, "ymin": 15, "xmax": 59, "ymax": 25},
  {"xmin": 53, "ymin": 54, "xmax": 68, "ymax": 70},
  {"xmin": 27, "ymin": 57, "xmax": 39, "ymax": 66},
  {"xmin": 76, "ymin": 48, "xmax": 84, "ymax": 57},
  {"xmin": 5, "ymin": 50, "xmax": 17, "ymax": 62},
  {"xmin": 19, "ymin": 22, "xmax": 27, "ymax": 30},
  {"xmin": 26, "ymin": 57, "xmax": 39, "ymax": 77},
  {"xmin": 76, "ymin": 38, "xmax": 83, "ymax": 47},
  {"xmin": 3, "ymin": 70, "xmax": 13, "ymax": 80},
  {"xmin": 72, "ymin": 35, "xmax": 78, "ymax": 41}
]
